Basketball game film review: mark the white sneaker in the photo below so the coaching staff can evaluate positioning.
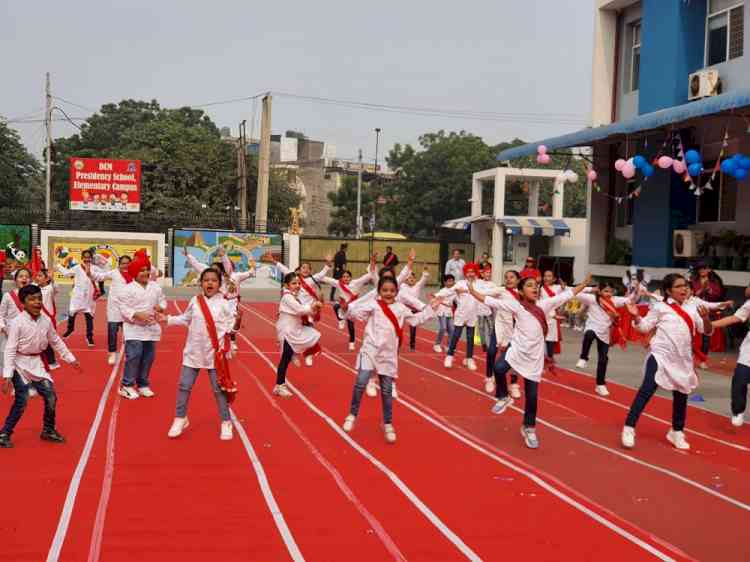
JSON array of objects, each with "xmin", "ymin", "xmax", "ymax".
[
  {"xmin": 348, "ymin": 342, "xmax": 356, "ymax": 351},
  {"xmin": 667, "ymin": 429, "xmax": 690, "ymax": 450},
  {"xmin": 433, "ymin": 344, "xmax": 442, "ymax": 353},
  {"xmin": 118, "ymin": 386, "xmax": 139, "ymax": 400},
  {"xmin": 292, "ymin": 356, "xmax": 301, "ymax": 367},
  {"xmin": 576, "ymin": 359, "xmax": 587, "ymax": 369},
  {"xmin": 384, "ymin": 423, "xmax": 397, "ymax": 444},
  {"xmin": 699, "ymin": 362, "xmax": 708, "ymax": 370},
  {"xmin": 621, "ymin": 426, "xmax": 635, "ymax": 449},
  {"xmin": 444, "ymin": 355, "xmax": 453, "ymax": 369},
  {"xmin": 305, "ymin": 355, "xmax": 313, "ymax": 367},
  {"xmin": 220, "ymin": 421, "xmax": 233, "ymax": 440},
  {"xmin": 231, "ymin": 341, "xmax": 238, "ymax": 352},
  {"xmin": 338, "ymin": 319, "xmax": 345, "ymax": 330},
  {"xmin": 466, "ymin": 358, "xmax": 477, "ymax": 371},
  {"xmin": 595, "ymin": 385, "xmax": 610, "ymax": 397},
  {"xmin": 273, "ymin": 384, "xmax": 293, "ymax": 398},
  {"xmin": 484, "ymin": 377, "xmax": 496, "ymax": 394},
  {"xmin": 509, "ymin": 383, "xmax": 521, "ymax": 399},
  {"xmin": 48, "ymin": 363, "xmax": 60, "ymax": 371},
  {"xmin": 491, "ymin": 396, "xmax": 513, "ymax": 415},
  {"xmin": 168, "ymin": 417, "xmax": 189, "ymax": 438},
  {"xmin": 107, "ymin": 353, "xmax": 116, "ymax": 366},
  {"xmin": 731, "ymin": 413, "xmax": 744, "ymax": 427},
  {"xmin": 343, "ymin": 414, "xmax": 356, "ymax": 432},
  {"xmin": 520, "ymin": 426, "xmax": 539, "ymax": 449},
  {"xmin": 461, "ymin": 358, "xmax": 467, "ymax": 366},
  {"xmin": 137, "ymin": 387, "xmax": 155, "ymax": 398},
  {"xmin": 365, "ymin": 379, "xmax": 377, "ymax": 397},
  {"xmin": 391, "ymin": 382, "xmax": 398, "ymax": 400}
]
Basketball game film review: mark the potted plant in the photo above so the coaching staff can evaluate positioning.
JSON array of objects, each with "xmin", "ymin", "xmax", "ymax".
[{"xmin": 605, "ymin": 238, "xmax": 632, "ymax": 266}]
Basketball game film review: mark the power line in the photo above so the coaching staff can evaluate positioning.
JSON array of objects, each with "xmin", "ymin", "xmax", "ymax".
[
  {"xmin": 52, "ymin": 106, "xmax": 83, "ymax": 130},
  {"xmin": 52, "ymin": 95, "xmax": 97, "ymax": 112}
]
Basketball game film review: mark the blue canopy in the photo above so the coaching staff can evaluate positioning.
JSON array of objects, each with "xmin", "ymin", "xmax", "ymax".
[{"xmin": 497, "ymin": 88, "xmax": 750, "ymax": 161}]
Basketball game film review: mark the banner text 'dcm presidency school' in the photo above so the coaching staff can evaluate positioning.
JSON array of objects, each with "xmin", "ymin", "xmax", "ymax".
[{"xmin": 69, "ymin": 157, "xmax": 141, "ymax": 212}]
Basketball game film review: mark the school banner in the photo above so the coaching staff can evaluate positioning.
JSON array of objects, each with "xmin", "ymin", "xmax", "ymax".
[
  {"xmin": 172, "ymin": 229, "xmax": 282, "ymax": 289},
  {"xmin": 69, "ymin": 157, "xmax": 141, "ymax": 212},
  {"xmin": 0, "ymin": 224, "xmax": 31, "ymax": 279},
  {"xmin": 41, "ymin": 230, "xmax": 165, "ymax": 286}
]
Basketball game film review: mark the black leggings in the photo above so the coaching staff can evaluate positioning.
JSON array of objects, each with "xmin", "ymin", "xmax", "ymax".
[
  {"xmin": 333, "ymin": 303, "xmax": 356, "ymax": 343},
  {"xmin": 276, "ymin": 340, "xmax": 295, "ymax": 385},
  {"xmin": 493, "ymin": 358, "xmax": 539, "ymax": 427},
  {"xmin": 625, "ymin": 355, "xmax": 688, "ymax": 431},
  {"xmin": 580, "ymin": 330, "xmax": 610, "ymax": 384},
  {"xmin": 409, "ymin": 326, "xmax": 417, "ymax": 350},
  {"xmin": 731, "ymin": 363, "xmax": 750, "ymax": 415},
  {"xmin": 64, "ymin": 312, "xmax": 93, "ymax": 339}
]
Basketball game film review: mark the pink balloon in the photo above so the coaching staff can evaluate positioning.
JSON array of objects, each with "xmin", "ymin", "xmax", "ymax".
[
  {"xmin": 673, "ymin": 159, "xmax": 686, "ymax": 174},
  {"xmin": 536, "ymin": 153, "xmax": 551, "ymax": 165},
  {"xmin": 622, "ymin": 163, "xmax": 636, "ymax": 179},
  {"xmin": 587, "ymin": 170, "xmax": 598, "ymax": 182},
  {"xmin": 657, "ymin": 156, "xmax": 673, "ymax": 169},
  {"xmin": 537, "ymin": 144, "xmax": 547, "ymax": 155},
  {"xmin": 614, "ymin": 158, "xmax": 626, "ymax": 171}
]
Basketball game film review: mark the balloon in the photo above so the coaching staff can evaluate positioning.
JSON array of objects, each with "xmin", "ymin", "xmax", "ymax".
[
  {"xmin": 673, "ymin": 159, "xmax": 686, "ymax": 174},
  {"xmin": 537, "ymin": 145, "xmax": 547, "ymax": 155},
  {"xmin": 587, "ymin": 169, "xmax": 598, "ymax": 182},
  {"xmin": 642, "ymin": 164, "xmax": 655, "ymax": 177},
  {"xmin": 633, "ymin": 155, "xmax": 647, "ymax": 169},
  {"xmin": 622, "ymin": 163, "xmax": 636, "ymax": 179},
  {"xmin": 735, "ymin": 168, "xmax": 748, "ymax": 181},
  {"xmin": 685, "ymin": 149, "xmax": 701, "ymax": 164},
  {"xmin": 721, "ymin": 158, "xmax": 737, "ymax": 176},
  {"xmin": 565, "ymin": 171, "xmax": 579, "ymax": 183},
  {"xmin": 657, "ymin": 156, "xmax": 673, "ymax": 169},
  {"xmin": 688, "ymin": 162, "xmax": 703, "ymax": 177},
  {"xmin": 537, "ymin": 153, "xmax": 551, "ymax": 164},
  {"xmin": 733, "ymin": 153, "xmax": 744, "ymax": 162},
  {"xmin": 740, "ymin": 156, "xmax": 750, "ymax": 170},
  {"xmin": 614, "ymin": 158, "xmax": 626, "ymax": 171}
]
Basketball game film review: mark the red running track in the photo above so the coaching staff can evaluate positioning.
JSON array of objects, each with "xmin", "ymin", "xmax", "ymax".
[{"xmin": 4, "ymin": 299, "xmax": 748, "ymax": 561}]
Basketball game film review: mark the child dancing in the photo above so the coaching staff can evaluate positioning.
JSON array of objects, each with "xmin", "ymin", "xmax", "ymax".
[
  {"xmin": 322, "ymin": 267, "xmax": 374, "ymax": 350},
  {"xmin": 58, "ymin": 250, "xmax": 100, "ymax": 347},
  {"xmin": 433, "ymin": 274, "xmax": 456, "ymax": 352}
]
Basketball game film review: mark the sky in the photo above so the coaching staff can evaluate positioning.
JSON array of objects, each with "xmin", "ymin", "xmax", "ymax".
[{"xmin": 1, "ymin": 0, "xmax": 594, "ymax": 166}]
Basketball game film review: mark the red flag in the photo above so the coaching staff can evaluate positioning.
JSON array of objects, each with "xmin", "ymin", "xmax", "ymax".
[{"xmin": 30, "ymin": 247, "xmax": 45, "ymax": 276}]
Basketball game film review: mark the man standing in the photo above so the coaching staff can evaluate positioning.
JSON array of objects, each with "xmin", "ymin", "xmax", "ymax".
[
  {"xmin": 331, "ymin": 243, "xmax": 348, "ymax": 300},
  {"xmin": 479, "ymin": 252, "xmax": 491, "ymax": 271},
  {"xmin": 382, "ymin": 246, "xmax": 399, "ymax": 269},
  {"xmin": 444, "ymin": 249, "xmax": 466, "ymax": 281}
]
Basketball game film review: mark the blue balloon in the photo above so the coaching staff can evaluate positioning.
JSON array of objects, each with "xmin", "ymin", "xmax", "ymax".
[
  {"xmin": 735, "ymin": 168, "xmax": 749, "ymax": 181},
  {"xmin": 740, "ymin": 156, "xmax": 750, "ymax": 170},
  {"xmin": 633, "ymin": 155, "xmax": 647, "ymax": 169},
  {"xmin": 721, "ymin": 158, "xmax": 737, "ymax": 175},
  {"xmin": 685, "ymin": 150, "xmax": 701, "ymax": 164},
  {"xmin": 642, "ymin": 164, "xmax": 655, "ymax": 177},
  {"xmin": 733, "ymin": 153, "xmax": 744, "ymax": 162},
  {"xmin": 688, "ymin": 162, "xmax": 703, "ymax": 177}
]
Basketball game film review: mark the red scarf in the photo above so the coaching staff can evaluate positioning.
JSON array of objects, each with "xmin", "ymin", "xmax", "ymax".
[
  {"xmin": 667, "ymin": 301, "xmax": 708, "ymax": 364},
  {"xmin": 384, "ymin": 253, "xmax": 396, "ymax": 267},
  {"xmin": 82, "ymin": 264, "xmax": 102, "ymax": 300},
  {"xmin": 542, "ymin": 285, "xmax": 562, "ymax": 354},
  {"xmin": 196, "ymin": 295, "xmax": 237, "ymax": 403},
  {"xmin": 338, "ymin": 281, "xmax": 358, "ymax": 306},
  {"xmin": 598, "ymin": 295, "xmax": 627, "ymax": 350},
  {"xmin": 41, "ymin": 287, "xmax": 57, "ymax": 328},
  {"xmin": 377, "ymin": 299, "xmax": 403, "ymax": 349},
  {"xmin": 508, "ymin": 288, "xmax": 520, "ymax": 300},
  {"xmin": 298, "ymin": 276, "xmax": 321, "ymax": 322},
  {"xmin": 9, "ymin": 290, "xmax": 23, "ymax": 312}
]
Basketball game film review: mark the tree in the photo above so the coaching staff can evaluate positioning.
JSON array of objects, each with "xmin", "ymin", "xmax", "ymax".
[
  {"xmin": 327, "ymin": 175, "xmax": 373, "ymax": 236},
  {"xmin": 0, "ymin": 121, "xmax": 44, "ymax": 207}
]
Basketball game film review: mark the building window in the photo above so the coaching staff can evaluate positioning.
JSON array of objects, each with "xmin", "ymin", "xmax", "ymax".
[
  {"xmin": 697, "ymin": 168, "xmax": 737, "ymax": 222},
  {"xmin": 706, "ymin": 0, "xmax": 744, "ymax": 66},
  {"xmin": 630, "ymin": 21, "xmax": 641, "ymax": 92}
]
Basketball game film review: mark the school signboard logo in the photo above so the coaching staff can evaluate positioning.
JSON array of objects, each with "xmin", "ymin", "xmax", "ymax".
[{"xmin": 68, "ymin": 157, "xmax": 141, "ymax": 213}]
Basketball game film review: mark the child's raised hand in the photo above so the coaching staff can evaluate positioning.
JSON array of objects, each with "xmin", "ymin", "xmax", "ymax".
[
  {"xmin": 324, "ymin": 253, "xmax": 334, "ymax": 266},
  {"xmin": 408, "ymin": 248, "xmax": 416, "ymax": 261}
]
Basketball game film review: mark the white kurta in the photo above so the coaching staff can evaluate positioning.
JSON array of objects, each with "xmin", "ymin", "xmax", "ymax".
[
  {"xmin": 473, "ymin": 279, "xmax": 500, "ymax": 318},
  {"xmin": 485, "ymin": 289, "xmax": 574, "ymax": 382},
  {"xmin": 0, "ymin": 290, "xmax": 24, "ymax": 333},
  {"xmin": 274, "ymin": 262, "xmax": 330, "ymax": 307},
  {"xmin": 276, "ymin": 291, "xmax": 321, "ymax": 353},
  {"xmin": 444, "ymin": 258, "xmax": 465, "ymax": 281},
  {"xmin": 577, "ymin": 291, "xmax": 634, "ymax": 344},
  {"xmin": 56, "ymin": 264, "xmax": 98, "ymax": 316},
  {"xmin": 633, "ymin": 299, "xmax": 709, "ymax": 394},
  {"xmin": 2, "ymin": 312, "xmax": 75, "ymax": 383},
  {"xmin": 93, "ymin": 267, "xmax": 130, "ymax": 323},
  {"xmin": 435, "ymin": 280, "xmax": 483, "ymax": 327},
  {"xmin": 539, "ymin": 284, "xmax": 563, "ymax": 342},
  {"xmin": 39, "ymin": 284, "xmax": 58, "ymax": 326},
  {"xmin": 322, "ymin": 271, "xmax": 374, "ymax": 302},
  {"xmin": 118, "ymin": 281, "xmax": 167, "ymax": 342},
  {"xmin": 168, "ymin": 294, "xmax": 236, "ymax": 369},
  {"xmin": 492, "ymin": 289, "xmax": 518, "ymax": 348},
  {"xmin": 397, "ymin": 272, "xmax": 429, "ymax": 311},
  {"xmin": 436, "ymin": 292, "xmax": 456, "ymax": 318},
  {"xmin": 345, "ymin": 298, "xmax": 435, "ymax": 378},
  {"xmin": 734, "ymin": 300, "xmax": 750, "ymax": 368},
  {"xmin": 186, "ymin": 254, "xmax": 253, "ymax": 313}
]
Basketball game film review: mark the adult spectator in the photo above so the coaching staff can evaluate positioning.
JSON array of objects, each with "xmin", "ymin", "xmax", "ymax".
[
  {"xmin": 479, "ymin": 252, "xmax": 491, "ymax": 270},
  {"xmin": 444, "ymin": 249, "xmax": 466, "ymax": 281},
  {"xmin": 522, "ymin": 256, "xmax": 541, "ymax": 283},
  {"xmin": 383, "ymin": 246, "xmax": 399, "ymax": 269},
  {"xmin": 331, "ymin": 243, "xmax": 348, "ymax": 300},
  {"xmin": 691, "ymin": 262, "xmax": 726, "ymax": 360}
]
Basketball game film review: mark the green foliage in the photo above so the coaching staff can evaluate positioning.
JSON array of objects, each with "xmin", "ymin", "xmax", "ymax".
[
  {"xmin": 605, "ymin": 237, "xmax": 632, "ymax": 265},
  {"xmin": 327, "ymin": 175, "xmax": 374, "ymax": 236},
  {"xmin": 0, "ymin": 121, "xmax": 44, "ymax": 207}
]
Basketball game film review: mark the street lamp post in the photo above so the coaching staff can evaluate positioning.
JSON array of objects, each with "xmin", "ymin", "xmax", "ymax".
[{"xmin": 372, "ymin": 128, "xmax": 381, "ymax": 233}]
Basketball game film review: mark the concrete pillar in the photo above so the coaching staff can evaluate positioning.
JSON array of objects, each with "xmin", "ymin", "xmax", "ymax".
[
  {"xmin": 591, "ymin": 7, "xmax": 617, "ymax": 126},
  {"xmin": 552, "ymin": 179, "xmax": 565, "ymax": 218},
  {"xmin": 471, "ymin": 176, "xmax": 482, "ymax": 217},
  {"xmin": 528, "ymin": 181, "xmax": 540, "ymax": 217},
  {"xmin": 491, "ymin": 221, "xmax": 504, "ymax": 284}
]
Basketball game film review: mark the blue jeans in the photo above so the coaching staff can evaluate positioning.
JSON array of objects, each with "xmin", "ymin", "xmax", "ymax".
[
  {"xmin": 122, "ymin": 340, "xmax": 157, "ymax": 388},
  {"xmin": 175, "ymin": 366, "xmax": 230, "ymax": 421},
  {"xmin": 349, "ymin": 368, "xmax": 394, "ymax": 424},
  {"xmin": 625, "ymin": 355, "xmax": 687, "ymax": 431},
  {"xmin": 108, "ymin": 322, "xmax": 123, "ymax": 353},
  {"xmin": 447, "ymin": 325, "xmax": 475, "ymax": 358},
  {"xmin": 493, "ymin": 359, "xmax": 539, "ymax": 427},
  {"xmin": 1, "ymin": 373, "xmax": 57, "ymax": 435},
  {"xmin": 435, "ymin": 316, "xmax": 454, "ymax": 346}
]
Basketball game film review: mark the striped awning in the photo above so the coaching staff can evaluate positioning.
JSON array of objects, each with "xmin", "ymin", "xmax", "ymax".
[
  {"xmin": 440, "ymin": 214, "xmax": 493, "ymax": 230},
  {"xmin": 499, "ymin": 217, "xmax": 570, "ymax": 237}
]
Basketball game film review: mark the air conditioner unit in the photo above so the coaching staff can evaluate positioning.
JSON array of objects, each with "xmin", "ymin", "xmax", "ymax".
[
  {"xmin": 673, "ymin": 230, "xmax": 706, "ymax": 257},
  {"xmin": 688, "ymin": 69, "xmax": 721, "ymax": 101}
]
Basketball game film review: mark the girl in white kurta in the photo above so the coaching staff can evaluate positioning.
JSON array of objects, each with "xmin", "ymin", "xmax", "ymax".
[
  {"xmin": 433, "ymin": 274, "xmax": 456, "ymax": 353},
  {"xmin": 57, "ymin": 250, "xmax": 99, "ymax": 346},
  {"xmin": 0, "ymin": 268, "xmax": 33, "ymax": 337},
  {"xmin": 274, "ymin": 272, "xmax": 323, "ymax": 398},
  {"xmin": 341, "ymin": 276, "xmax": 438, "ymax": 443},
  {"xmin": 484, "ymin": 270, "xmax": 522, "ymax": 397},
  {"xmin": 622, "ymin": 273, "xmax": 713, "ymax": 451},
  {"xmin": 92, "ymin": 255, "xmax": 132, "ymax": 365},
  {"xmin": 575, "ymin": 282, "xmax": 638, "ymax": 396},
  {"xmin": 470, "ymin": 273, "xmax": 591, "ymax": 449},
  {"xmin": 436, "ymin": 262, "xmax": 483, "ymax": 371},
  {"xmin": 35, "ymin": 269, "xmax": 61, "ymax": 370},
  {"xmin": 399, "ymin": 267, "xmax": 429, "ymax": 352},
  {"xmin": 474, "ymin": 264, "xmax": 496, "ymax": 354},
  {"xmin": 539, "ymin": 270, "xmax": 564, "ymax": 359},
  {"xmin": 322, "ymin": 269, "xmax": 374, "ymax": 350},
  {"xmin": 164, "ymin": 268, "xmax": 237, "ymax": 440}
]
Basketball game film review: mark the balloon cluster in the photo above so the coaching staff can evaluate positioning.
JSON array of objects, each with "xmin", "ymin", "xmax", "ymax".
[
  {"xmin": 720, "ymin": 154, "xmax": 750, "ymax": 181},
  {"xmin": 684, "ymin": 150, "xmax": 703, "ymax": 177},
  {"xmin": 558, "ymin": 170, "xmax": 579, "ymax": 183},
  {"xmin": 536, "ymin": 145, "xmax": 551, "ymax": 164},
  {"xmin": 614, "ymin": 155, "xmax": 654, "ymax": 179}
]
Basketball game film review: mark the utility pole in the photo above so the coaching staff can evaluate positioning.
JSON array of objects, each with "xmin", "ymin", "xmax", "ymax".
[
  {"xmin": 237, "ymin": 120, "xmax": 248, "ymax": 230},
  {"xmin": 255, "ymin": 94, "xmax": 272, "ymax": 233},
  {"xmin": 45, "ymin": 72, "xmax": 52, "ymax": 223},
  {"xmin": 371, "ymin": 128, "xmax": 381, "ymax": 233},
  {"xmin": 356, "ymin": 148, "xmax": 363, "ymax": 238}
]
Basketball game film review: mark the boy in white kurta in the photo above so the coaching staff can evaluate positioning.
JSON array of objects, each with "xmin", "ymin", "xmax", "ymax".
[
  {"xmin": 622, "ymin": 273, "xmax": 713, "ymax": 451},
  {"xmin": 92, "ymin": 255, "xmax": 132, "ymax": 366},
  {"xmin": 58, "ymin": 249, "xmax": 99, "ymax": 347},
  {"xmin": 0, "ymin": 268, "xmax": 33, "ymax": 377},
  {"xmin": 35, "ymin": 269, "xmax": 61, "ymax": 370},
  {"xmin": 341, "ymin": 277, "xmax": 438, "ymax": 443},
  {"xmin": 539, "ymin": 270, "xmax": 564, "ymax": 359},
  {"xmin": 433, "ymin": 274, "xmax": 456, "ymax": 352},
  {"xmin": 436, "ymin": 262, "xmax": 482, "ymax": 371},
  {"xmin": 485, "ymin": 270, "xmax": 522, "ymax": 397},
  {"xmin": 0, "ymin": 284, "xmax": 80, "ymax": 448},
  {"xmin": 164, "ymin": 267, "xmax": 237, "ymax": 440},
  {"xmin": 117, "ymin": 257, "xmax": 167, "ymax": 400}
]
